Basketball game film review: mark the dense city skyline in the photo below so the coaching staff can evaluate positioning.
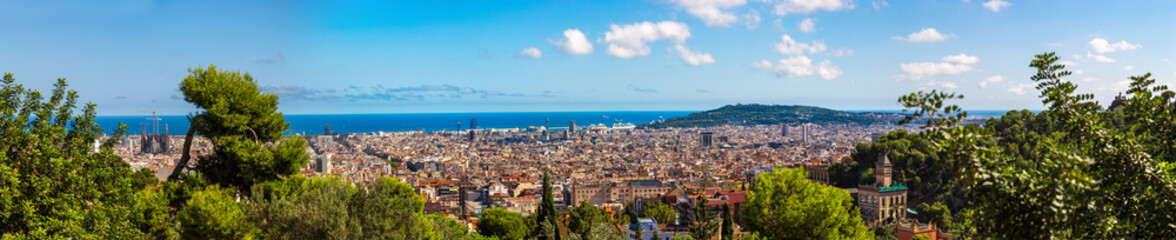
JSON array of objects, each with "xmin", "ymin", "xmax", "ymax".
[{"xmin": 1, "ymin": 0, "xmax": 1173, "ymax": 115}]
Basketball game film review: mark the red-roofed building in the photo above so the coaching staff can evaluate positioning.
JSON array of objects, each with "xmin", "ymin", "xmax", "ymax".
[{"xmin": 707, "ymin": 190, "xmax": 748, "ymax": 225}]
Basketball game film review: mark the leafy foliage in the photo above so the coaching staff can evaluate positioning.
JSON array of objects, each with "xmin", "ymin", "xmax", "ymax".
[
  {"xmin": 688, "ymin": 195, "xmax": 717, "ymax": 240},
  {"xmin": 641, "ymin": 200, "xmax": 678, "ymax": 226},
  {"xmin": 347, "ymin": 177, "xmax": 436, "ymax": 239},
  {"xmin": 721, "ymin": 203, "xmax": 734, "ymax": 240},
  {"xmin": 531, "ymin": 170, "xmax": 561, "ymax": 240},
  {"xmin": 0, "ymin": 74, "xmax": 145, "ymax": 239},
  {"xmin": 896, "ymin": 52, "xmax": 1176, "ymax": 238},
  {"xmin": 178, "ymin": 185, "xmax": 259, "ymax": 240},
  {"xmin": 428, "ymin": 214, "xmax": 493, "ymax": 240},
  {"xmin": 567, "ymin": 202, "xmax": 609, "ymax": 237},
  {"xmin": 177, "ymin": 65, "xmax": 308, "ymax": 190},
  {"xmin": 478, "ymin": 207, "xmax": 528, "ymax": 240},
  {"xmin": 741, "ymin": 167, "xmax": 870, "ymax": 240},
  {"xmin": 246, "ymin": 175, "xmax": 357, "ymax": 239}
]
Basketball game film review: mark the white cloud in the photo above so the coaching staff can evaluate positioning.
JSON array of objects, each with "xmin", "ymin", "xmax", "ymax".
[
  {"xmin": 1007, "ymin": 83, "xmax": 1033, "ymax": 95},
  {"xmin": 941, "ymin": 82, "xmax": 959, "ymax": 89},
  {"xmin": 978, "ymin": 75, "xmax": 1005, "ymax": 88},
  {"xmin": 895, "ymin": 53, "xmax": 980, "ymax": 80},
  {"xmin": 751, "ymin": 59, "xmax": 774, "ymax": 69},
  {"xmin": 604, "ymin": 21, "xmax": 692, "ymax": 58},
  {"xmin": 872, "ymin": 0, "xmax": 889, "ymax": 10},
  {"xmin": 1124, "ymin": 65, "xmax": 1136, "ymax": 71},
  {"xmin": 674, "ymin": 44, "xmax": 716, "ymax": 66},
  {"xmin": 752, "ymin": 56, "xmax": 842, "ymax": 80},
  {"xmin": 815, "ymin": 61, "xmax": 844, "ymax": 80},
  {"xmin": 516, "ymin": 47, "xmax": 542, "ymax": 58},
  {"xmin": 743, "ymin": 9, "xmax": 762, "ymax": 30},
  {"xmin": 776, "ymin": 56, "xmax": 816, "ymax": 76},
  {"xmin": 828, "ymin": 48, "xmax": 855, "ymax": 57},
  {"xmin": 1087, "ymin": 52, "xmax": 1115, "ymax": 63},
  {"xmin": 1096, "ymin": 80, "xmax": 1132, "ymax": 94},
  {"xmin": 924, "ymin": 80, "xmax": 959, "ymax": 90},
  {"xmin": 669, "ymin": 0, "xmax": 748, "ymax": 27},
  {"xmin": 549, "ymin": 29, "xmax": 594, "ymax": 54},
  {"xmin": 772, "ymin": 0, "xmax": 855, "ymax": 15},
  {"xmin": 1089, "ymin": 38, "xmax": 1141, "ymax": 53},
  {"xmin": 943, "ymin": 53, "xmax": 980, "ymax": 64},
  {"xmin": 983, "ymin": 0, "xmax": 1011, "ymax": 12},
  {"xmin": 774, "ymin": 34, "xmax": 826, "ymax": 55},
  {"xmin": 892, "ymin": 28, "xmax": 955, "ymax": 42},
  {"xmin": 1058, "ymin": 60, "xmax": 1080, "ymax": 67},
  {"xmin": 798, "ymin": 18, "xmax": 816, "ymax": 33}
]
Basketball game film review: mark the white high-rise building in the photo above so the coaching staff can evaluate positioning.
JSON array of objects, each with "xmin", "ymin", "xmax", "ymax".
[{"xmin": 317, "ymin": 153, "xmax": 334, "ymax": 173}]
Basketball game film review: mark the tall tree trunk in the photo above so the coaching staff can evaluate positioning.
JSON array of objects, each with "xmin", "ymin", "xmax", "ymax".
[{"xmin": 168, "ymin": 116, "xmax": 198, "ymax": 181}]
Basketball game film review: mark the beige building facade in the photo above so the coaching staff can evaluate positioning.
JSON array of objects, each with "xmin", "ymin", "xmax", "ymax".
[{"xmin": 858, "ymin": 154, "xmax": 908, "ymax": 227}]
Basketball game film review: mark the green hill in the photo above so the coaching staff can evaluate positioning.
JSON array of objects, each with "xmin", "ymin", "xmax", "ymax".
[{"xmin": 640, "ymin": 104, "xmax": 899, "ymax": 129}]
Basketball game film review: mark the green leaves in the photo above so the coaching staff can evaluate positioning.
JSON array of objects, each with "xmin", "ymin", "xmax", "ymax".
[
  {"xmin": 894, "ymin": 52, "xmax": 1176, "ymax": 238},
  {"xmin": 642, "ymin": 200, "xmax": 678, "ymax": 227},
  {"xmin": 478, "ymin": 208, "xmax": 529, "ymax": 240},
  {"xmin": 741, "ymin": 167, "xmax": 870, "ymax": 240},
  {"xmin": 0, "ymin": 73, "xmax": 143, "ymax": 239},
  {"xmin": 178, "ymin": 65, "xmax": 308, "ymax": 191},
  {"xmin": 897, "ymin": 90, "xmax": 967, "ymax": 129},
  {"xmin": 178, "ymin": 186, "xmax": 259, "ymax": 240}
]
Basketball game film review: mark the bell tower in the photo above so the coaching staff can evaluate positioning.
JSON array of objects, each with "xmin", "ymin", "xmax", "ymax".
[{"xmin": 876, "ymin": 153, "xmax": 893, "ymax": 187}]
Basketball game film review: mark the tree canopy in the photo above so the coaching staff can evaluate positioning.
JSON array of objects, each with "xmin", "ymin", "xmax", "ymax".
[
  {"xmin": 741, "ymin": 167, "xmax": 870, "ymax": 240},
  {"xmin": 641, "ymin": 200, "xmax": 678, "ymax": 226},
  {"xmin": 477, "ymin": 207, "xmax": 528, "ymax": 240},
  {"xmin": 895, "ymin": 52, "xmax": 1176, "ymax": 238},
  {"xmin": 176, "ymin": 65, "xmax": 308, "ymax": 190},
  {"xmin": 0, "ymin": 74, "xmax": 145, "ymax": 239}
]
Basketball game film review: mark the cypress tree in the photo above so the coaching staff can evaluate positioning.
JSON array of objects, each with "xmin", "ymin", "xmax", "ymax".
[
  {"xmin": 722, "ymin": 203, "xmax": 734, "ymax": 240},
  {"xmin": 533, "ymin": 170, "xmax": 561, "ymax": 240}
]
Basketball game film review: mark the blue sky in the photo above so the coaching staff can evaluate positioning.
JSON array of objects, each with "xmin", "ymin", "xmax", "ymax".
[{"xmin": 1, "ymin": 0, "xmax": 1173, "ymax": 115}]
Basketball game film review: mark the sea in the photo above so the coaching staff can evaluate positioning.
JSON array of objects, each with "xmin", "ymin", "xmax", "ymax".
[
  {"xmin": 97, "ymin": 109, "xmax": 1035, "ymax": 135},
  {"xmin": 96, "ymin": 111, "xmax": 695, "ymax": 135}
]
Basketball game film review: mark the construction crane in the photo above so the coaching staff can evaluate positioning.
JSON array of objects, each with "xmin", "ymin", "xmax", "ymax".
[{"xmin": 141, "ymin": 110, "xmax": 160, "ymax": 135}]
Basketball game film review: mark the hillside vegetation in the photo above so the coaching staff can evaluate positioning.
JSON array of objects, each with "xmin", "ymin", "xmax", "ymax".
[{"xmin": 640, "ymin": 104, "xmax": 897, "ymax": 129}]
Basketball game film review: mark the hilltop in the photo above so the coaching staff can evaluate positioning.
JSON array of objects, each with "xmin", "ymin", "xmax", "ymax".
[{"xmin": 639, "ymin": 104, "xmax": 900, "ymax": 129}]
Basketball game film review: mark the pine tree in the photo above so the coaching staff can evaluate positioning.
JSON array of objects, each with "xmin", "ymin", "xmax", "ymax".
[
  {"xmin": 169, "ymin": 65, "xmax": 308, "ymax": 190},
  {"xmin": 690, "ymin": 194, "xmax": 717, "ymax": 240}
]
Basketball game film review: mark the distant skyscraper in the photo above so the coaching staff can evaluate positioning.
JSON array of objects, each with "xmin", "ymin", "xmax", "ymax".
[
  {"xmin": 457, "ymin": 122, "xmax": 462, "ymax": 131},
  {"xmin": 802, "ymin": 124, "xmax": 809, "ymax": 143},
  {"xmin": 469, "ymin": 117, "xmax": 477, "ymax": 143},
  {"xmin": 324, "ymin": 124, "xmax": 331, "ymax": 135},
  {"xmin": 566, "ymin": 121, "xmax": 576, "ymax": 140},
  {"xmin": 781, "ymin": 124, "xmax": 789, "ymax": 137},
  {"xmin": 701, "ymin": 132, "xmax": 714, "ymax": 147},
  {"xmin": 317, "ymin": 153, "xmax": 333, "ymax": 173}
]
